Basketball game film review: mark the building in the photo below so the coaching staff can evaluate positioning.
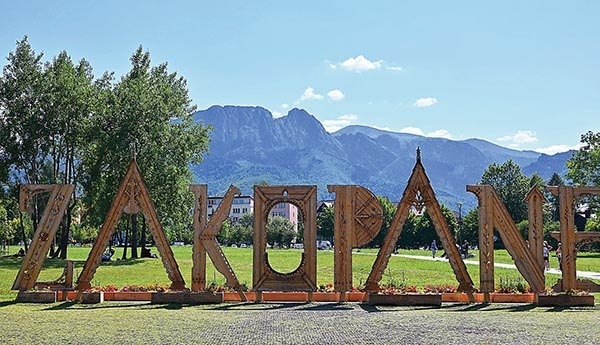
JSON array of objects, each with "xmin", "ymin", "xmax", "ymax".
[
  {"xmin": 207, "ymin": 195, "xmax": 254, "ymax": 224},
  {"xmin": 270, "ymin": 202, "xmax": 299, "ymax": 232},
  {"xmin": 206, "ymin": 195, "xmax": 299, "ymax": 231}
]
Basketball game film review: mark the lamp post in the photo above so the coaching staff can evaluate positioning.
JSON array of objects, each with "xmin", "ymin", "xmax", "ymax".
[{"xmin": 457, "ymin": 202, "xmax": 463, "ymax": 243}]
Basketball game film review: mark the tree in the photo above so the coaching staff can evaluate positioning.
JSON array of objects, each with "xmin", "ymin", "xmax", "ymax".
[
  {"xmin": 0, "ymin": 37, "xmax": 56, "ymax": 253},
  {"xmin": 0, "ymin": 200, "xmax": 14, "ymax": 252},
  {"xmin": 266, "ymin": 216, "xmax": 295, "ymax": 247},
  {"xmin": 43, "ymin": 52, "xmax": 96, "ymax": 258},
  {"xmin": 80, "ymin": 46, "xmax": 211, "ymax": 257},
  {"xmin": 547, "ymin": 172, "xmax": 565, "ymax": 221},
  {"xmin": 566, "ymin": 131, "xmax": 600, "ymax": 186},
  {"xmin": 480, "ymin": 160, "xmax": 530, "ymax": 223},
  {"xmin": 367, "ymin": 196, "xmax": 396, "ymax": 248},
  {"xmin": 316, "ymin": 204, "xmax": 334, "ymax": 240},
  {"xmin": 458, "ymin": 208, "xmax": 479, "ymax": 245},
  {"xmin": 0, "ymin": 36, "xmax": 47, "ymax": 185}
]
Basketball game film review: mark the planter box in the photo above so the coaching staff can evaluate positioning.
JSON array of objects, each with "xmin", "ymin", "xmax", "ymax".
[
  {"xmin": 16, "ymin": 290, "xmax": 57, "ymax": 303},
  {"xmin": 261, "ymin": 291, "xmax": 308, "ymax": 302},
  {"xmin": 81, "ymin": 291, "xmax": 104, "ymax": 304},
  {"xmin": 224, "ymin": 291, "xmax": 255, "ymax": 302},
  {"xmin": 491, "ymin": 293, "xmax": 534, "ymax": 304},
  {"xmin": 151, "ymin": 291, "xmax": 223, "ymax": 304},
  {"xmin": 440, "ymin": 293, "xmax": 535, "ymax": 304},
  {"xmin": 106, "ymin": 291, "xmax": 152, "ymax": 301},
  {"xmin": 537, "ymin": 294, "xmax": 595, "ymax": 307},
  {"xmin": 312, "ymin": 292, "xmax": 338, "ymax": 302},
  {"xmin": 368, "ymin": 293, "xmax": 441, "ymax": 306},
  {"xmin": 345, "ymin": 292, "xmax": 366, "ymax": 302},
  {"xmin": 441, "ymin": 293, "xmax": 482, "ymax": 303}
]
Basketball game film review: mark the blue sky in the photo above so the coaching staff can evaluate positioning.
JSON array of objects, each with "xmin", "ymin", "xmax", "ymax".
[{"xmin": 2, "ymin": 1, "xmax": 599, "ymax": 154}]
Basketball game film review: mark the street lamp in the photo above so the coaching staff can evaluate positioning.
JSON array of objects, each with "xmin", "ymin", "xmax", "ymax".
[{"xmin": 457, "ymin": 202, "xmax": 463, "ymax": 242}]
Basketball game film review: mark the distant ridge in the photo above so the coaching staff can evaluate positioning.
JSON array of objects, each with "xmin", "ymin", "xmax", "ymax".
[{"xmin": 192, "ymin": 105, "xmax": 573, "ymax": 210}]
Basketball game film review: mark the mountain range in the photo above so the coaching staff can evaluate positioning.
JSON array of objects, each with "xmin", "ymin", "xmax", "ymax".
[{"xmin": 191, "ymin": 105, "xmax": 573, "ymax": 210}]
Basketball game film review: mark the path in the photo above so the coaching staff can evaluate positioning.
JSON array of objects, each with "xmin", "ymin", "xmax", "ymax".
[{"xmin": 394, "ymin": 253, "xmax": 600, "ymax": 280}]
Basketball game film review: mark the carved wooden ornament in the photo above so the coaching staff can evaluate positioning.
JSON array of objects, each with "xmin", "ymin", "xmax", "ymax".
[{"xmin": 252, "ymin": 185, "xmax": 317, "ymax": 297}]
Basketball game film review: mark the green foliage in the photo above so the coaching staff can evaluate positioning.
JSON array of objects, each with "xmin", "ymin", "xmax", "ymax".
[
  {"xmin": 480, "ymin": 160, "xmax": 530, "ymax": 223},
  {"xmin": 0, "ymin": 200, "xmax": 14, "ymax": 248},
  {"xmin": 567, "ymin": 131, "xmax": 600, "ymax": 186},
  {"xmin": 369, "ymin": 196, "xmax": 396, "ymax": 247},
  {"xmin": 546, "ymin": 172, "xmax": 565, "ymax": 221},
  {"xmin": 458, "ymin": 208, "xmax": 479, "ymax": 244},
  {"xmin": 80, "ymin": 46, "xmax": 211, "ymax": 234},
  {"xmin": 497, "ymin": 276, "xmax": 531, "ymax": 293},
  {"xmin": 71, "ymin": 224, "xmax": 98, "ymax": 244},
  {"xmin": 316, "ymin": 204, "xmax": 334, "ymax": 240},
  {"xmin": 0, "ymin": 39, "xmax": 212, "ymax": 258},
  {"xmin": 266, "ymin": 216, "xmax": 296, "ymax": 246},
  {"xmin": 0, "ymin": 36, "xmax": 47, "ymax": 184}
]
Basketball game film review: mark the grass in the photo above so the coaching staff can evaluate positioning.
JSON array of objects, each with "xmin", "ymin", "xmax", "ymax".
[
  {"xmin": 2, "ymin": 246, "xmax": 598, "ymax": 302},
  {"xmin": 1, "ymin": 246, "xmax": 598, "ymax": 344}
]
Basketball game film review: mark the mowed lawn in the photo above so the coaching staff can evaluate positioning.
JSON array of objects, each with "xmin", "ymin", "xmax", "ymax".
[
  {"xmin": 1, "ymin": 246, "xmax": 599, "ymax": 345},
  {"xmin": 1, "ymin": 246, "xmax": 597, "ymax": 301}
]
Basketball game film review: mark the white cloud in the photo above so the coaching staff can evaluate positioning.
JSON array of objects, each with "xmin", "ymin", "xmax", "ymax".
[
  {"xmin": 272, "ymin": 111, "xmax": 284, "ymax": 118},
  {"xmin": 281, "ymin": 103, "xmax": 289, "ymax": 109},
  {"xmin": 428, "ymin": 129, "xmax": 452, "ymax": 139},
  {"xmin": 413, "ymin": 97, "xmax": 438, "ymax": 108},
  {"xmin": 400, "ymin": 127, "xmax": 425, "ymax": 136},
  {"xmin": 298, "ymin": 87, "xmax": 324, "ymax": 102},
  {"xmin": 400, "ymin": 127, "xmax": 452, "ymax": 139},
  {"xmin": 327, "ymin": 89, "xmax": 345, "ymax": 101},
  {"xmin": 322, "ymin": 114, "xmax": 358, "ymax": 132},
  {"xmin": 386, "ymin": 66, "xmax": 403, "ymax": 72},
  {"xmin": 497, "ymin": 130, "xmax": 538, "ymax": 146},
  {"xmin": 535, "ymin": 143, "xmax": 582, "ymax": 155},
  {"xmin": 336, "ymin": 55, "xmax": 383, "ymax": 72}
]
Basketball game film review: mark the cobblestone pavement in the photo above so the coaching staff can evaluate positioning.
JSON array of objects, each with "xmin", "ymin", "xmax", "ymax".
[
  {"xmin": 1, "ymin": 301, "xmax": 599, "ymax": 345},
  {"xmin": 151, "ymin": 302, "xmax": 598, "ymax": 345}
]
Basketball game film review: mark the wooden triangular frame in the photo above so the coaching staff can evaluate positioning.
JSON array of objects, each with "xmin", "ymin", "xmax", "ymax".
[
  {"xmin": 76, "ymin": 159, "xmax": 185, "ymax": 296},
  {"xmin": 365, "ymin": 149, "xmax": 475, "ymax": 293}
]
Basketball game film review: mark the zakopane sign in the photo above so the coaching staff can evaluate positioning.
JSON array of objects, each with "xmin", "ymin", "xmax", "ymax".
[{"xmin": 13, "ymin": 149, "xmax": 600, "ymax": 304}]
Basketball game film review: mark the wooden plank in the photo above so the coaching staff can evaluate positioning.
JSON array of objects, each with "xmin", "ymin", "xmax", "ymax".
[
  {"xmin": 13, "ymin": 184, "xmax": 74, "ymax": 290},
  {"xmin": 525, "ymin": 187, "xmax": 545, "ymax": 273},
  {"xmin": 190, "ymin": 185, "xmax": 208, "ymax": 291},
  {"xmin": 558, "ymin": 186, "xmax": 576, "ymax": 291}
]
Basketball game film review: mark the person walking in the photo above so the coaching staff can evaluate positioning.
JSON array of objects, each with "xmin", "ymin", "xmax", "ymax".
[
  {"xmin": 431, "ymin": 240, "xmax": 438, "ymax": 258},
  {"xmin": 543, "ymin": 241, "xmax": 552, "ymax": 271}
]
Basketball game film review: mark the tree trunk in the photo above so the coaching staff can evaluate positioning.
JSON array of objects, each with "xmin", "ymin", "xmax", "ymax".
[
  {"xmin": 121, "ymin": 224, "xmax": 129, "ymax": 260},
  {"xmin": 57, "ymin": 212, "xmax": 71, "ymax": 259},
  {"xmin": 131, "ymin": 214, "xmax": 138, "ymax": 258}
]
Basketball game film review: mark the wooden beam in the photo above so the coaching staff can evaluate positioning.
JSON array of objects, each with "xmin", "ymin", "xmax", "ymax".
[{"xmin": 12, "ymin": 184, "xmax": 74, "ymax": 291}]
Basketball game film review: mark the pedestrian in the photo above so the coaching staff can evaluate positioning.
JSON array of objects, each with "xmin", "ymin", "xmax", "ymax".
[
  {"xmin": 462, "ymin": 240, "xmax": 469, "ymax": 259},
  {"xmin": 543, "ymin": 241, "xmax": 552, "ymax": 271},
  {"xmin": 431, "ymin": 240, "xmax": 438, "ymax": 258}
]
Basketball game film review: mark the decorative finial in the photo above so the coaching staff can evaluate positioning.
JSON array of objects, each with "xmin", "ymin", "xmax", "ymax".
[{"xmin": 416, "ymin": 147, "xmax": 421, "ymax": 162}]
